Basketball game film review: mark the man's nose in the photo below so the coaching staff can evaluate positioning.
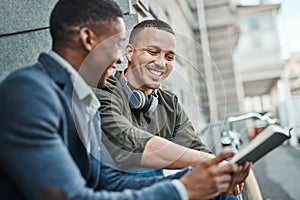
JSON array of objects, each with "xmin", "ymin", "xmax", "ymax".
[{"xmin": 154, "ymin": 54, "xmax": 166, "ymax": 67}]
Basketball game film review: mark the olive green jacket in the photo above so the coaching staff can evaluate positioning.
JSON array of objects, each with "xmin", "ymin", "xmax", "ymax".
[{"xmin": 95, "ymin": 75, "xmax": 212, "ymax": 169}]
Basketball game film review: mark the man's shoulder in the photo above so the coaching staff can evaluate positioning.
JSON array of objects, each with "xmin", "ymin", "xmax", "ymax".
[
  {"xmin": 158, "ymin": 87, "xmax": 179, "ymax": 102},
  {"xmin": 2, "ymin": 52, "xmax": 70, "ymax": 91},
  {"xmin": 0, "ymin": 61, "xmax": 61, "ymax": 104},
  {"xmin": 0, "ymin": 62, "xmax": 63, "ymax": 119},
  {"xmin": 3, "ymin": 62, "xmax": 51, "ymax": 87},
  {"xmin": 94, "ymin": 75, "xmax": 120, "ymax": 98},
  {"xmin": 105, "ymin": 75, "xmax": 120, "ymax": 91},
  {"xmin": 3, "ymin": 62, "xmax": 45, "ymax": 83}
]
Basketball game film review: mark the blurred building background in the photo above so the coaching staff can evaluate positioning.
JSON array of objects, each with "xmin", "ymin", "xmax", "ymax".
[
  {"xmin": 0, "ymin": 0, "xmax": 299, "ymax": 146},
  {"xmin": 234, "ymin": 2, "xmax": 282, "ymax": 114}
]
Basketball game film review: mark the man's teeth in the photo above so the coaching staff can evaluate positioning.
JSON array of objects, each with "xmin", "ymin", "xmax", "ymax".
[{"xmin": 149, "ymin": 69, "xmax": 163, "ymax": 76}]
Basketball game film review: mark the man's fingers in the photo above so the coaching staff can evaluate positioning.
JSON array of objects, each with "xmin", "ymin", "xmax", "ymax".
[
  {"xmin": 193, "ymin": 152, "xmax": 236, "ymax": 171},
  {"xmin": 217, "ymin": 182, "xmax": 230, "ymax": 193},
  {"xmin": 206, "ymin": 152, "xmax": 235, "ymax": 166},
  {"xmin": 217, "ymin": 162, "xmax": 238, "ymax": 175},
  {"xmin": 215, "ymin": 174, "xmax": 232, "ymax": 183}
]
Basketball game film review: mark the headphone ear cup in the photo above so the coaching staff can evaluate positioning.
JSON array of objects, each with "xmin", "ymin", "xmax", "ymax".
[
  {"xmin": 120, "ymin": 77, "xmax": 158, "ymax": 113},
  {"xmin": 145, "ymin": 94, "xmax": 158, "ymax": 115},
  {"xmin": 129, "ymin": 90, "xmax": 146, "ymax": 110}
]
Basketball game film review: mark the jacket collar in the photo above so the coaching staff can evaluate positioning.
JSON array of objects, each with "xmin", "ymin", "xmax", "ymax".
[
  {"xmin": 38, "ymin": 52, "xmax": 72, "ymax": 87},
  {"xmin": 38, "ymin": 53, "xmax": 100, "ymax": 115}
]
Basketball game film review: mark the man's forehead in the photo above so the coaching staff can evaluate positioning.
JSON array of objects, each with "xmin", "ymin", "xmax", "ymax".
[{"xmin": 136, "ymin": 28, "xmax": 176, "ymax": 50}]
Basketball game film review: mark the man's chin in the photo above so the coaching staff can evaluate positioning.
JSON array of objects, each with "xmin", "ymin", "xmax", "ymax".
[{"xmin": 145, "ymin": 82, "xmax": 160, "ymax": 90}]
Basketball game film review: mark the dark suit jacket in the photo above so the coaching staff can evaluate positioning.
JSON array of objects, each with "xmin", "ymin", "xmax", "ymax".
[{"xmin": 0, "ymin": 53, "xmax": 186, "ymax": 200}]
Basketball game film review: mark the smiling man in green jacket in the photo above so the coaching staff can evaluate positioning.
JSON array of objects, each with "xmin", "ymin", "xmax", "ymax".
[{"xmin": 96, "ymin": 19, "xmax": 250, "ymax": 198}]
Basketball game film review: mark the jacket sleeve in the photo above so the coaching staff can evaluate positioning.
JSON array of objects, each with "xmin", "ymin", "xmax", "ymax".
[
  {"xmin": 99, "ymin": 164, "xmax": 192, "ymax": 191},
  {"xmin": 96, "ymin": 81, "xmax": 213, "ymax": 168},
  {"xmin": 0, "ymin": 72, "xmax": 182, "ymax": 200},
  {"xmin": 95, "ymin": 86, "xmax": 155, "ymax": 168}
]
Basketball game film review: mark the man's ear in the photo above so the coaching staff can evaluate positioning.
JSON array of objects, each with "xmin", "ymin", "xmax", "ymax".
[
  {"xmin": 125, "ymin": 44, "xmax": 134, "ymax": 62},
  {"xmin": 79, "ymin": 27, "xmax": 97, "ymax": 52}
]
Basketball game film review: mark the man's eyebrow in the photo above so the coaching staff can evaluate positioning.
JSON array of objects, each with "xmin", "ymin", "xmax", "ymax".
[
  {"xmin": 146, "ymin": 45, "xmax": 176, "ymax": 54},
  {"xmin": 145, "ymin": 45, "xmax": 161, "ymax": 49}
]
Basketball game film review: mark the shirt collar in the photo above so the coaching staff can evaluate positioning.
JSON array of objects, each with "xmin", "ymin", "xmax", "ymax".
[{"xmin": 48, "ymin": 50, "xmax": 100, "ymax": 113}]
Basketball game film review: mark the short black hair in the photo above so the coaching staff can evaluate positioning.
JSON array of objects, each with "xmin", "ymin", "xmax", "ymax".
[
  {"xmin": 50, "ymin": 0, "xmax": 123, "ymax": 42},
  {"xmin": 129, "ymin": 19, "xmax": 175, "ymax": 44}
]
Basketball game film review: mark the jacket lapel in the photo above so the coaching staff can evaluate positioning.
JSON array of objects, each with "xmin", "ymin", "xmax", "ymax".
[
  {"xmin": 38, "ymin": 53, "xmax": 73, "ymax": 98},
  {"xmin": 37, "ymin": 53, "xmax": 91, "ymax": 180}
]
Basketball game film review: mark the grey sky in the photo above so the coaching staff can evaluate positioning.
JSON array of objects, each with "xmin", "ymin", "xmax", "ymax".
[{"xmin": 270, "ymin": 0, "xmax": 300, "ymax": 56}]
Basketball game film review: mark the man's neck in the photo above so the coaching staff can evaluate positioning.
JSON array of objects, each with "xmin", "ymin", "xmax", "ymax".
[
  {"xmin": 124, "ymin": 73, "xmax": 153, "ymax": 95},
  {"xmin": 52, "ymin": 46, "xmax": 84, "ymax": 72}
]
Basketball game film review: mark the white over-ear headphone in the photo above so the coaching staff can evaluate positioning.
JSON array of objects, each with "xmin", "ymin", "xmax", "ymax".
[{"xmin": 120, "ymin": 77, "xmax": 158, "ymax": 115}]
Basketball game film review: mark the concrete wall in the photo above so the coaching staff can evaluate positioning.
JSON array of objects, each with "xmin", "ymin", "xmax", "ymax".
[{"xmin": 0, "ymin": 0, "xmax": 57, "ymax": 80}]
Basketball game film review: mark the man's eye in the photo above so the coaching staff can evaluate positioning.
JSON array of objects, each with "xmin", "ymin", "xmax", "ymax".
[
  {"xmin": 166, "ymin": 54, "xmax": 175, "ymax": 61},
  {"xmin": 146, "ymin": 50, "xmax": 158, "ymax": 55}
]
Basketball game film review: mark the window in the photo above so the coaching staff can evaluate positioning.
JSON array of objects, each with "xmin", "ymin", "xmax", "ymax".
[
  {"xmin": 260, "ymin": 13, "xmax": 273, "ymax": 30},
  {"xmin": 239, "ymin": 13, "xmax": 274, "ymax": 32},
  {"xmin": 249, "ymin": 17, "xmax": 259, "ymax": 30}
]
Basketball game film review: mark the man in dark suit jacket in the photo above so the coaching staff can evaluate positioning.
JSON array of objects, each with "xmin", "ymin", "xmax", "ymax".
[{"xmin": 0, "ymin": 0, "xmax": 239, "ymax": 199}]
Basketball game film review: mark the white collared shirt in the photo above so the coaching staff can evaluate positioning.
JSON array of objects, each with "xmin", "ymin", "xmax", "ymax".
[{"xmin": 48, "ymin": 50, "xmax": 100, "ymax": 153}]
